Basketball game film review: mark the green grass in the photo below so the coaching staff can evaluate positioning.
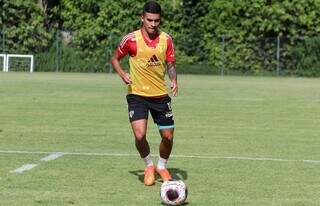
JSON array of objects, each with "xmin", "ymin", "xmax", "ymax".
[{"xmin": 0, "ymin": 72, "xmax": 320, "ymax": 205}]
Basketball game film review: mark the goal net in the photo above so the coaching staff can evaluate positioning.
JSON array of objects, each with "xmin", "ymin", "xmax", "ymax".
[{"xmin": 2, "ymin": 54, "xmax": 34, "ymax": 72}]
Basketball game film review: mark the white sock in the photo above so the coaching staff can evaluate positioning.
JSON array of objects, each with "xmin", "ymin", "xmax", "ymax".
[
  {"xmin": 143, "ymin": 154, "xmax": 153, "ymax": 167},
  {"xmin": 157, "ymin": 157, "xmax": 168, "ymax": 170}
]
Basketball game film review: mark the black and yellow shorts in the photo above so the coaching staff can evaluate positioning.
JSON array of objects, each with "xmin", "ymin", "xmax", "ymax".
[{"xmin": 126, "ymin": 94, "xmax": 174, "ymax": 129}]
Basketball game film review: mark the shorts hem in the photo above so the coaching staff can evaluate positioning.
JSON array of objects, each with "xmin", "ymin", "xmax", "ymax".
[{"xmin": 157, "ymin": 125, "xmax": 174, "ymax": 130}]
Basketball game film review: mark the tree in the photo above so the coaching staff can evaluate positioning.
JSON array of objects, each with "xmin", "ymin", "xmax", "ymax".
[
  {"xmin": 201, "ymin": 0, "xmax": 320, "ymax": 74},
  {"xmin": 38, "ymin": 0, "xmax": 61, "ymax": 30},
  {"xmin": 0, "ymin": 0, "xmax": 54, "ymax": 53}
]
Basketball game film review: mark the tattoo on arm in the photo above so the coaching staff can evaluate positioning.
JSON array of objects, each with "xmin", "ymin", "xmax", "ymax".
[{"xmin": 167, "ymin": 62, "xmax": 177, "ymax": 81}]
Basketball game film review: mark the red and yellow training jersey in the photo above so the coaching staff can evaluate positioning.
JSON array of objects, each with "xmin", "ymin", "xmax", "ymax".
[{"xmin": 116, "ymin": 29, "xmax": 175, "ymax": 97}]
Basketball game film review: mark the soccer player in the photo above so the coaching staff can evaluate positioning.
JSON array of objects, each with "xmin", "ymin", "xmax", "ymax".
[{"xmin": 111, "ymin": 1, "xmax": 178, "ymax": 186}]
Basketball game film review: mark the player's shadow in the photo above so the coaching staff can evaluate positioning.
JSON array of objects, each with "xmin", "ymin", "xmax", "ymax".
[{"xmin": 129, "ymin": 167, "xmax": 188, "ymax": 184}]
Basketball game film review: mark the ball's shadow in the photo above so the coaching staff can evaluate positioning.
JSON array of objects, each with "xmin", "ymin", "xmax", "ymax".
[
  {"xmin": 161, "ymin": 202, "xmax": 189, "ymax": 206},
  {"xmin": 129, "ymin": 167, "xmax": 188, "ymax": 183}
]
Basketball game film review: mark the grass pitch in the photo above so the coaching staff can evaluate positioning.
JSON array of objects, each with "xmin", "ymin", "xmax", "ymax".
[{"xmin": 0, "ymin": 72, "xmax": 320, "ymax": 205}]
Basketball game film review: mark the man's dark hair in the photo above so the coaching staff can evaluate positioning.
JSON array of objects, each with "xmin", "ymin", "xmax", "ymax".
[{"xmin": 143, "ymin": 1, "xmax": 161, "ymax": 15}]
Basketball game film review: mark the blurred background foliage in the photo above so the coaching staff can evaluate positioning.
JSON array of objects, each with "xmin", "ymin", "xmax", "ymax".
[{"xmin": 1, "ymin": 0, "xmax": 320, "ymax": 76}]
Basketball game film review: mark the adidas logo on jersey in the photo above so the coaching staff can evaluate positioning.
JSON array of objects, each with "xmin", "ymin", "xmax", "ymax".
[{"xmin": 147, "ymin": 55, "xmax": 161, "ymax": 67}]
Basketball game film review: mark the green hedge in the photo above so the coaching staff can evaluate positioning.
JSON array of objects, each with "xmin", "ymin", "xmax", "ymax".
[
  {"xmin": 3, "ymin": 0, "xmax": 320, "ymax": 76},
  {"xmin": 290, "ymin": 37, "xmax": 320, "ymax": 77}
]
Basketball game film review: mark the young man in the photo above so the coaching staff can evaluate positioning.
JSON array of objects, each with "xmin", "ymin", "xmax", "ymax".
[{"xmin": 111, "ymin": 1, "xmax": 178, "ymax": 186}]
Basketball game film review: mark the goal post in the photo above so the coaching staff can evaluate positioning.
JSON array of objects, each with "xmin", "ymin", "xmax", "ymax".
[
  {"xmin": 2, "ymin": 54, "xmax": 34, "ymax": 72},
  {"xmin": 0, "ymin": 54, "xmax": 6, "ymax": 72}
]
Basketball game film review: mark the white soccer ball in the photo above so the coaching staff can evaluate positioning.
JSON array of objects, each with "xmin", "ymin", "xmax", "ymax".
[{"xmin": 160, "ymin": 180, "xmax": 188, "ymax": 206}]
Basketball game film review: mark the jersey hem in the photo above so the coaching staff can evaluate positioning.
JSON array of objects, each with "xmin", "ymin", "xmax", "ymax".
[{"xmin": 128, "ymin": 92, "xmax": 168, "ymax": 98}]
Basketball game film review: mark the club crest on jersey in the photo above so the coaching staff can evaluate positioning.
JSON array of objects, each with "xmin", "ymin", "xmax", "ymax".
[{"xmin": 146, "ymin": 55, "xmax": 161, "ymax": 67}]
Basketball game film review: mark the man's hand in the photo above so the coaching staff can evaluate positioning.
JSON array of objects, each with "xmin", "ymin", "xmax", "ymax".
[
  {"xmin": 167, "ymin": 62, "xmax": 178, "ymax": 97},
  {"xmin": 171, "ymin": 80, "xmax": 178, "ymax": 97},
  {"xmin": 110, "ymin": 50, "xmax": 132, "ymax": 85},
  {"xmin": 120, "ymin": 72, "xmax": 132, "ymax": 85}
]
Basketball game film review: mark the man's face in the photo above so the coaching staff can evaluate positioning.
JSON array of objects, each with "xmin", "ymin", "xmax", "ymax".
[{"xmin": 141, "ymin": 12, "xmax": 161, "ymax": 35}]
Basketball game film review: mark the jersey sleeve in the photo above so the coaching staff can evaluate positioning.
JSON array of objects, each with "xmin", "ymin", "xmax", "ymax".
[
  {"xmin": 166, "ymin": 35, "xmax": 175, "ymax": 62},
  {"xmin": 116, "ymin": 33, "xmax": 135, "ymax": 59}
]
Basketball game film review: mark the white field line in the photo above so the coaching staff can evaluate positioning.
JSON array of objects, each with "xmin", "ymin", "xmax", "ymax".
[
  {"xmin": 40, "ymin": 152, "xmax": 64, "ymax": 162},
  {"xmin": 0, "ymin": 150, "xmax": 320, "ymax": 164},
  {"xmin": 4, "ymin": 152, "xmax": 64, "ymax": 176},
  {"xmin": 223, "ymin": 98, "xmax": 265, "ymax": 102},
  {"xmin": 10, "ymin": 164, "xmax": 37, "ymax": 173}
]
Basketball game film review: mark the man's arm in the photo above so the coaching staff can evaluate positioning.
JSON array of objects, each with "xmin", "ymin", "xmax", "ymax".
[
  {"xmin": 167, "ymin": 61, "xmax": 178, "ymax": 96},
  {"xmin": 110, "ymin": 51, "xmax": 132, "ymax": 85}
]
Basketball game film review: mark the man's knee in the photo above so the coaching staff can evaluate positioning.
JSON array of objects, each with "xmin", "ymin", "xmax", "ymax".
[
  {"xmin": 160, "ymin": 129, "xmax": 174, "ymax": 141},
  {"xmin": 134, "ymin": 131, "xmax": 147, "ymax": 141},
  {"xmin": 161, "ymin": 134, "xmax": 174, "ymax": 142}
]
